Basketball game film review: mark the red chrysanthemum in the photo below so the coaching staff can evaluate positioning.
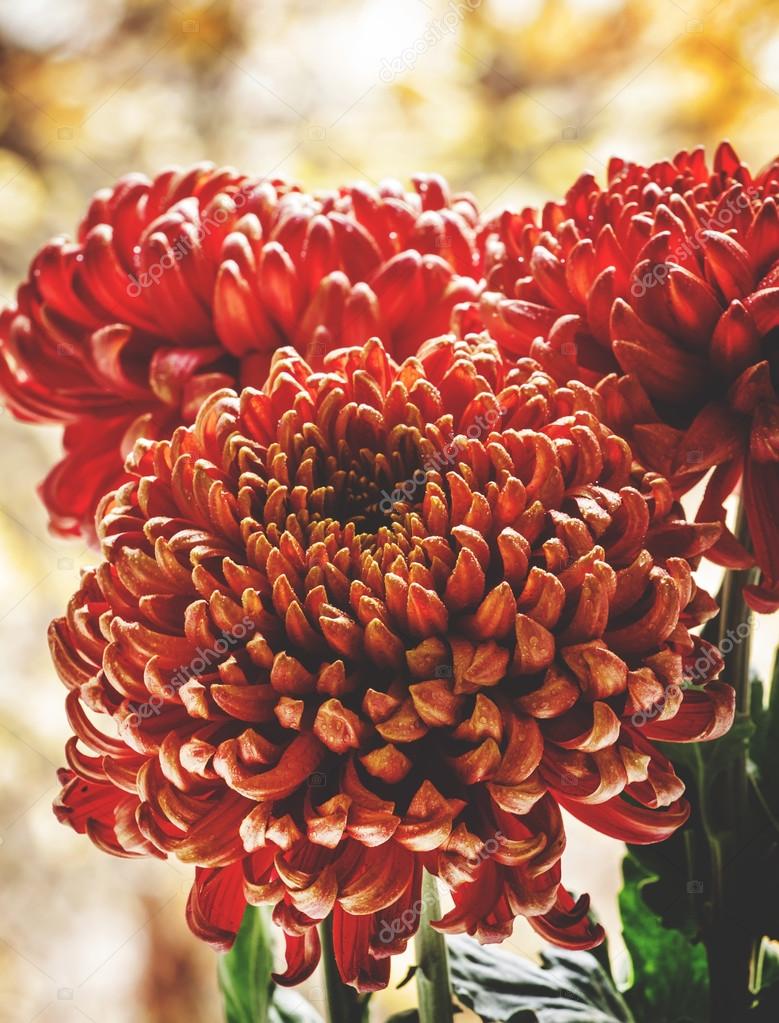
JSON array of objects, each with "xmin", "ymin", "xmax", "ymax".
[
  {"xmin": 469, "ymin": 142, "xmax": 779, "ymax": 610},
  {"xmin": 0, "ymin": 165, "xmax": 482, "ymax": 539},
  {"xmin": 51, "ymin": 333, "xmax": 733, "ymax": 990}
]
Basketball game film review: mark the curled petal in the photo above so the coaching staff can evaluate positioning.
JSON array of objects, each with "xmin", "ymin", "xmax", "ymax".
[
  {"xmin": 529, "ymin": 886, "xmax": 604, "ymax": 950},
  {"xmin": 641, "ymin": 682, "xmax": 735, "ymax": 742}
]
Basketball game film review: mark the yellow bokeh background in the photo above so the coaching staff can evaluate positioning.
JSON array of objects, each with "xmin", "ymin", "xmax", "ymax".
[{"xmin": 1, "ymin": 1, "xmax": 778, "ymax": 1020}]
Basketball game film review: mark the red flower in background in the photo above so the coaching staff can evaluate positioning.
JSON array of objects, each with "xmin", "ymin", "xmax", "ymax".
[
  {"xmin": 0, "ymin": 165, "xmax": 481, "ymax": 539},
  {"xmin": 51, "ymin": 334, "xmax": 732, "ymax": 990},
  {"xmin": 471, "ymin": 142, "xmax": 779, "ymax": 610}
]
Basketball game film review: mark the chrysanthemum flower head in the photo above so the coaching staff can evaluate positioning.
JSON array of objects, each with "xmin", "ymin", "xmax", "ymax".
[
  {"xmin": 0, "ymin": 165, "xmax": 481, "ymax": 538},
  {"xmin": 51, "ymin": 333, "xmax": 733, "ymax": 990},
  {"xmin": 472, "ymin": 141, "xmax": 779, "ymax": 610}
]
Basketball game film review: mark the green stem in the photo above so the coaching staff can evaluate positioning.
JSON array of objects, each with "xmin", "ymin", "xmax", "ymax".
[
  {"xmin": 718, "ymin": 502, "xmax": 754, "ymax": 720},
  {"xmin": 749, "ymin": 936, "xmax": 765, "ymax": 996},
  {"xmin": 319, "ymin": 917, "xmax": 365, "ymax": 1023},
  {"xmin": 704, "ymin": 500, "xmax": 756, "ymax": 1023},
  {"xmin": 716, "ymin": 499, "xmax": 756, "ymax": 838},
  {"xmin": 415, "ymin": 870, "xmax": 453, "ymax": 1023}
]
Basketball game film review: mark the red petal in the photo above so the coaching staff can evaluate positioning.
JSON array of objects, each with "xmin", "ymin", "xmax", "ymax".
[
  {"xmin": 186, "ymin": 863, "xmax": 246, "ymax": 951},
  {"xmin": 273, "ymin": 927, "xmax": 322, "ymax": 987},
  {"xmin": 332, "ymin": 906, "xmax": 392, "ymax": 991},
  {"xmin": 743, "ymin": 457, "xmax": 779, "ymax": 595},
  {"xmin": 558, "ymin": 793, "xmax": 690, "ymax": 843},
  {"xmin": 612, "ymin": 338, "xmax": 710, "ymax": 404},
  {"xmin": 674, "ymin": 404, "xmax": 745, "ymax": 475},
  {"xmin": 694, "ymin": 457, "xmax": 753, "ymax": 569}
]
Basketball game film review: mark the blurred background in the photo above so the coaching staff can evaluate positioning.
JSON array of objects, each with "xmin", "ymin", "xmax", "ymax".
[{"xmin": 0, "ymin": 0, "xmax": 778, "ymax": 1020}]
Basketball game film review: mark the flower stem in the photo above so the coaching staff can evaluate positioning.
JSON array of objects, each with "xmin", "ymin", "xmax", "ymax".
[
  {"xmin": 319, "ymin": 917, "xmax": 365, "ymax": 1023},
  {"xmin": 717, "ymin": 499, "xmax": 755, "ymax": 837},
  {"xmin": 415, "ymin": 870, "xmax": 453, "ymax": 1023},
  {"xmin": 704, "ymin": 499, "xmax": 756, "ymax": 1023},
  {"xmin": 719, "ymin": 502, "xmax": 753, "ymax": 726},
  {"xmin": 749, "ymin": 936, "xmax": 765, "ymax": 995}
]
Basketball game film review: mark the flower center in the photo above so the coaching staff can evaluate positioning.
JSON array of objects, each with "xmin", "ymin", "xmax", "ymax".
[{"xmin": 282, "ymin": 424, "xmax": 431, "ymax": 541}]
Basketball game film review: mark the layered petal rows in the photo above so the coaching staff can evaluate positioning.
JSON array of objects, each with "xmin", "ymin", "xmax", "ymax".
[
  {"xmin": 473, "ymin": 142, "xmax": 779, "ymax": 610},
  {"xmin": 0, "ymin": 165, "xmax": 481, "ymax": 538},
  {"xmin": 51, "ymin": 334, "xmax": 733, "ymax": 989}
]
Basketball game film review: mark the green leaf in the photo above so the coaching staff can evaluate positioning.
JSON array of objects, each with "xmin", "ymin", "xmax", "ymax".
[
  {"xmin": 447, "ymin": 934, "xmax": 633, "ymax": 1022},
  {"xmin": 746, "ymin": 671, "xmax": 779, "ymax": 944},
  {"xmin": 625, "ymin": 713, "xmax": 758, "ymax": 945},
  {"xmin": 749, "ymin": 670, "xmax": 779, "ymax": 829},
  {"xmin": 759, "ymin": 942, "xmax": 779, "ymax": 990},
  {"xmin": 657, "ymin": 715, "xmax": 755, "ymax": 793},
  {"xmin": 268, "ymin": 987, "xmax": 325, "ymax": 1023},
  {"xmin": 217, "ymin": 906, "xmax": 325, "ymax": 1023},
  {"xmin": 624, "ymin": 656, "xmax": 779, "ymax": 1007},
  {"xmin": 218, "ymin": 905, "xmax": 274, "ymax": 1023},
  {"xmin": 619, "ymin": 854, "xmax": 708, "ymax": 1023}
]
